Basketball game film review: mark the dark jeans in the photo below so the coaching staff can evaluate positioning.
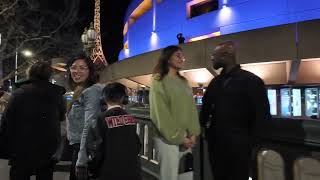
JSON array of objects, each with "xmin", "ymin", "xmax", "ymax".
[
  {"xmin": 70, "ymin": 143, "xmax": 80, "ymax": 180},
  {"xmin": 70, "ymin": 144, "xmax": 89, "ymax": 180},
  {"xmin": 10, "ymin": 163, "xmax": 54, "ymax": 180}
]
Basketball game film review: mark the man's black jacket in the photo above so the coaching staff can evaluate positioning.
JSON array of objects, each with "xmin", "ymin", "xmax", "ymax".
[
  {"xmin": 200, "ymin": 65, "xmax": 271, "ymax": 140},
  {"xmin": 0, "ymin": 80, "xmax": 66, "ymax": 167}
]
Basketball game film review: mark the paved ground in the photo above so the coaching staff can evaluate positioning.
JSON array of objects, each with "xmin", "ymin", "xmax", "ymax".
[
  {"xmin": 0, "ymin": 160, "xmax": 10, "ymax": 180},
  {"xmin": 0, "ymin": 160, "xmax": 69, "ymax": 180},
  {"xmin": 0, "ymin": 159, "xmax": 156, "ymax": 180}
]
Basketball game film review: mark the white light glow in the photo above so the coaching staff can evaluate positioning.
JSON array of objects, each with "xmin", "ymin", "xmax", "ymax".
[
  {"xmin": 181, "ymin": 68, "xmax": 214, "ymax": 86},
  {"xmin": 241, "ymin": 65, "xmax": 265, "ymax": 79},
  {"xmin": 223, "ymin": 0, "xmax": 228, "ymax": 5},
  {"xmin": 194, "ymin": 70, "xmax": 210, "ymax": 84},
  {"xmin": 188, "ymin": 31, "xmax": 221, "ymax": 42},
  {"xmin": 22, "ymin": 50, "xmax": 33, "ymax": 57},
  {"xmin": 150, "ymin": 32, "xmax": 158, "ymax": 50},
  {"xmin": 218, "ymin": 5, "xmax": 232, "ymax": 23},
  {"xmin": 152, "ymin": 0, "xmax": 156, "ymax": 32},
  {"xmin": 241, "ymin": 61, "xmax": 290, "ymax": 81},
  {"xmin": 302, "ymin": 57, "xmax": 320, "ymax": 62},
  {"xmin": 242, "ymin": 61, "xmax": 288, "ymax": 66},
  {"xmin": 124, "ymin": 48, "xmax": 130, "ymax": 58}
]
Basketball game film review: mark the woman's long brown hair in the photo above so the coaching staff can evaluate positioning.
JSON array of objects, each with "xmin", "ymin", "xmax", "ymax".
[{"xmin": 153, "ymin": 45, "xmax": 185, "ymax": 80}]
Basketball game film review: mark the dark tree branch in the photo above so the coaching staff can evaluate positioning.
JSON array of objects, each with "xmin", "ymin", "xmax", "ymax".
[
  {"xmin": 0, "ymin": 0, "xmax": 18, "ymax": 16},
  {"xmin": 0, "ymin": 0, "xmax": 83, "ymax": 61}
]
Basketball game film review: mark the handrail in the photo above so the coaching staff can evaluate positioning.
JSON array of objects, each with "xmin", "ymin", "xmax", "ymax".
[
  {"xmin": 134, "ymin": 115, "xmax": 160, "ymax": 179},
  {"xmin": 132, "ymin": 111, "xmax": 320, "ymax": 180}
]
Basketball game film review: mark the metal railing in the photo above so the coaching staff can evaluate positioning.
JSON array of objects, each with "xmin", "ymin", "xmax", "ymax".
[
  {"xmin": 134, "ymin": 114, "xmax": 160, "ymax": 179},
  {"xmin": 131, "ymin": 109, "xmax": 320, "ymax": 180}
]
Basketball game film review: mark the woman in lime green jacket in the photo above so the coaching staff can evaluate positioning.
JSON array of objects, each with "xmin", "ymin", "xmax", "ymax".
[{"xmin": 149, "ymin": 45, "xmax": 200, "ymax": 180}]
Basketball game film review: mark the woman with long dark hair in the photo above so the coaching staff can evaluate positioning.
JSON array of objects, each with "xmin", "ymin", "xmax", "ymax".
[
  {"xmin": 66, "ymin": 55, "xmax": 104, "ymax": 180},
  {"xmin": 149, "ymin": 45, "xmax": 200, "ymax": 180}
]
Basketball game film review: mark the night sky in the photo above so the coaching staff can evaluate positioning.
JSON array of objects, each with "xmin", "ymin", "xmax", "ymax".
[
  {"xmin": 78, "ymin": 0, "xmax": 131, "ymax": 64},
  {"xmin": 37, "ymin": 0, "xmax": 131, "ymax": 64},
  {"xmin": 100, "ymin": 0, "xmax": 131, "ymax": 64},
  {"xmin": 0, "ymin": 0, "xmax": 131, "ymax": 89}
]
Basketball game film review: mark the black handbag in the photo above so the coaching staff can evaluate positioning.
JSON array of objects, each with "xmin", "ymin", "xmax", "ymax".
[
  {"xmin": 87, "ymin": 146, "xmax": 103, "ymax": 179},
  {"xmin": 179, "ymin": 152, "xmax": 194, "ymax": 174}
]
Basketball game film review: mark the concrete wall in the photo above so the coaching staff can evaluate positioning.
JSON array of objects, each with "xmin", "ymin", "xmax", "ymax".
[
  {"xmin": 101, "ymin": 19, "xmax": 320, "ymax": 86},
  {"xmin": 102, "ymin": 20, "xmax": 299, "ymax": 82}
]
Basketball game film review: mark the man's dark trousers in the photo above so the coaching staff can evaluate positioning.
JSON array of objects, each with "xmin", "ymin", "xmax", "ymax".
[
  {"xmin": 207, "ymin": 129, "xmax": 252, "ymax": 180},
  {"xmin": 10, "ymin": 162, "xmax": 54, "ymax": 180}
]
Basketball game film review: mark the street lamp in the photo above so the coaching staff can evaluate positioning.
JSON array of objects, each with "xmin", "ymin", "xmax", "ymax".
[
  {"xmin": 22, "ymin": 50, "xmax": 33, "ymax": 57},
  {"xmin": 15, "ymin": 49, "xmax": 33, "ymax": 82},
  {"xmin": 81, "ymin": 27, "xmax": 88, "ymax": 45},
  {"xmin": 81, "ymin": 22, "xmax": 96, "ymax": 56},
  {"xmin": 87, "ymin": 23, "xmax": 96, "ymax": 41}
]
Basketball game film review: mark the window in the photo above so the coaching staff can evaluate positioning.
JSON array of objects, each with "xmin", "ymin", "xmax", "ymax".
[{"xmin": 187, "ymin": 0, "xmax": 219, "ymax": 19}]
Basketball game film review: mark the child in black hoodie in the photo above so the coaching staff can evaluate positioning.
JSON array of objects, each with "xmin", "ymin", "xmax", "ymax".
[{"xmin": 86, "ymin": 82, "xmax": 141, "ymax": 180}]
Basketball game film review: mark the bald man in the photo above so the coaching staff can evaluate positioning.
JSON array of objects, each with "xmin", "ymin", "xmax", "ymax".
[{"xmin": 200, "ymin": 41, "xmax": 271, "ymax": 180}]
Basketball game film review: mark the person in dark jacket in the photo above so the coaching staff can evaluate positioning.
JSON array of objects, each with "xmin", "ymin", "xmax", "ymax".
[
  {"xmin": 85, "ymin": 82, "xmax": 141, "ymax": 180},
  {"xmin": 200, "ymin": 41, "xmax": 271, "ymax": 180},
  {"xmin": 0, "ymin": 61, "xmax": 66, "ymax": 180}
]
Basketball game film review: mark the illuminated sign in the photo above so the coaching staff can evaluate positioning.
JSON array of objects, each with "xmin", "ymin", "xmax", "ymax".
[
  {"xmin": 305, "ymin": 88, "xmax": 318, "ymax": 117},
  {"xmin": 292, "ymin": 89, "xmax": 302, "ymax": 116},
  {"xmin": 280, "ymin": 88, "xmax": 291, "ymax": 117},
  {"xmin": 267, "ymin": 89, "xmax": 277, "ymax": 116}
]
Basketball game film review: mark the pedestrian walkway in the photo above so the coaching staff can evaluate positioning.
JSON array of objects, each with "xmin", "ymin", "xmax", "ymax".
[
  {"xmin": 0, "ymin": 159, "xmax": 156, "ymax": 180},
  {"xmin": 0, "ymin": 160, "xmax": 69, "ymax": 180},
  {"xmin": 0, "ymin": 160, "xmax": 9, "ymax": 179}
]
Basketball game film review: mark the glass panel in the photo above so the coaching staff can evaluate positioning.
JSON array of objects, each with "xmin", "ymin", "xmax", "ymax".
[
  {"xmin": 280, "ymin": 88, "xmax": 291, "ymax": 117},
  {"xmin": 267, "ymin": 89, "xmax": 277, "ymax": 116},
  {"xmin": 305, "ymin": 88, "xmax": 319, "ymax": 117},
  {"xmin": 292, "ymin": 89, "xmax": 302, "ymax": 116}
]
